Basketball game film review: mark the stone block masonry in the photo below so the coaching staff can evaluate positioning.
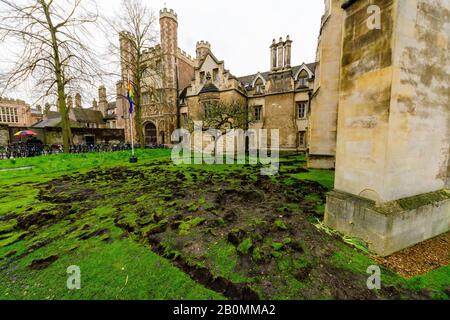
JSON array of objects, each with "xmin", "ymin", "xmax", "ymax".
[
  {"xmin": 325, "ymin": 190, "xmax": 450, "ymax": 256},
  {"xmin": 324, "ymin": 0, "xmax": 450, "ymax": 255}
]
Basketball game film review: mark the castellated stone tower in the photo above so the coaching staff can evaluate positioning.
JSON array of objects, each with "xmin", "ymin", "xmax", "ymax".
[
  {"xmin": 117, "ymin": 31, "xmax": 134, "ymax": 143},
  {"xmin": 119, "ymin": 31, "xmax": 135, "ymax": 83},
  {"xmin": 159, "ymin": 8, "xmax": 178, "ymax": 117},
  {"xmin": 196, "ymin": 41, "xmax": 211, "ymax": 62}
]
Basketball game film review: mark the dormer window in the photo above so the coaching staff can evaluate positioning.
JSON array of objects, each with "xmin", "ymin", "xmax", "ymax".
[
  {"xmin": 213, "ymin": 68, "xmax": 219, "ymax": 81},
  {"xmin": 297, "ymin": 69, "xmax": 310, "ymax": 88},
  {"xmin": 254, "ymin": 78, "xmax": 265, "ymax": 95}
]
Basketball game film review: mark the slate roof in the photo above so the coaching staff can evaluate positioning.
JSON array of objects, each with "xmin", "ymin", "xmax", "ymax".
[
  {"xmin": 71, "ymin": 108, "xmax": 105, "ymax": 124},
  {"xmin": 45, "ymin": 111, "xmax": 61, "ymax": 119},
  {"xmin": 32, "ymin": 108, "xmax": 105, "ymax": 128},
  {"xmin": 237, "ymin": 63, "xmax": 317, "ymax": 87},
  {"xmin": 32, "ymin": 117, "xmax": 62, "ymax": 128},
  {"xmin": 107, "ymin": 102, "xmax": 116, "ymax": 110},
  {"xmin": 199, "ymin": 83, "xmax": 219, "ymax": 94}
]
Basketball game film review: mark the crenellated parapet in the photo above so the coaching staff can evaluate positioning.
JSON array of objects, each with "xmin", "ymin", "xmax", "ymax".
[
  {"xmin": 0, "ymin": 97, "xmax": 30, "ymax": 107},
  {"xmin": 177, "ymin": 48, "xmax": 195, "ymax": 64},
  {"xmin": 196, "ymin": 41, "xmax": 211, "ymax": 61},
  {"xmin": 159, "ymin": 8, "xmax": 178, "ymax": 23}
]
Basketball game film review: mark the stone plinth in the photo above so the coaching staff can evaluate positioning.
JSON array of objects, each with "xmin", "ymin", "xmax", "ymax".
[{"xmin": 325, "ymin": 190, "xmax": 450, "ymax": 256}]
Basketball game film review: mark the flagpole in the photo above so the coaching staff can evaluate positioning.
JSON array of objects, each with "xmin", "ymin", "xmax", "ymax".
[
  {"xmin": 128, "ymin": 71, "xmax": 138, "ymax": 163},
  {"xmin": 130, "ymin": 106, "xmax": 135, "ymax": 157}
]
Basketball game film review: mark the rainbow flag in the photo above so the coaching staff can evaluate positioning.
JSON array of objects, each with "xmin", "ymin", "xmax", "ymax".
[{"xmin": 127, "ymin": 79, "xmax": 133, "ymax": 114}]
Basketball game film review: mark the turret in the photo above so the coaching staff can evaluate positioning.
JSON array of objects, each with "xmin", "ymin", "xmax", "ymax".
[
  {"xmin": 159, "ymin": 8, "xmax": 178, "ymax": 115},
  {"xmin": 196, "ymin": 40, "xmax": 211, "ymax": 62}
]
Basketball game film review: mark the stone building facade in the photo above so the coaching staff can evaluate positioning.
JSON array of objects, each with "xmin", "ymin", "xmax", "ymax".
[
  {"xmin": 307, "ymin": 0, "xmax": 345, "ymax": 169},
  {"xmin": 110, "ymin": 8, "xmax": 315, "ymax": 150},
  {"xmin": 0, "ymin": 97, "xmax": 41, "ymax": 128},
  {"xmin": 323, "ymin": 0, "xmax": 450, "ymax": 255}
]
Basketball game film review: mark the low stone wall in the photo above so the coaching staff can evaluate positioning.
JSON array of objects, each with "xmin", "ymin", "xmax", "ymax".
[
  {"xmin": 325, "ymin": 189, "xmax": 450, "ymax": 256},
  {"xmin": 0, "ymin": 125, "xmax": 8, "ymax": 146},
  {"xmin": 6, "ymin": 126, "xmax": 125, "ymax": 145}
]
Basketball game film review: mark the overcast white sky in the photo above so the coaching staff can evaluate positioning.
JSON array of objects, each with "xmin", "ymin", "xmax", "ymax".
[{"xmin": 1, "ymin": 0, "xmax": 325, "ymax": 104}]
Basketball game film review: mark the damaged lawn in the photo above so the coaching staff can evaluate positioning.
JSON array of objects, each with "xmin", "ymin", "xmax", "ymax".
[{"xmin": 0, "ymin": 150, "xmax": 448, "ymax": 300}]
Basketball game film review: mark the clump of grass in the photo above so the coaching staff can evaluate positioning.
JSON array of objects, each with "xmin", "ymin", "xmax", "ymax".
[
  {"xmin": 274, "ymin": 219, "xmax": 288, "ymax": 230},
  {"xmin": 272, "ymin": 242, "xmax": 284, "ymax": 251},
  {"xmin": 237, "ymin": 238, "xmax": 253, "ymax": 254},
  {"xmin": 179, "ymin": 217, "xmax": 206, "ymax": 236}
]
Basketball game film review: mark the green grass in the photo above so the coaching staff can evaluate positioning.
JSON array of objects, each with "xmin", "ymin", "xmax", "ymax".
[
  {"xmin": 0, "ymin": 237, "xmax": 222, "ymax": 300},
  {"xmin": 329, "ymin": 244, "xmax": 450, "ymax": 300},
  {"xmin": 0, "ymin": 150, "xmax": 448, "ymax": 300},
  {"xmin": 207, "ymin": 241, "xmax": 251, "ymax": 284},
  {"xmin": 0, "ymin": 149, "xmax": 224, "ymax": 300},
  {"xmin": 293, "ymin": 169, "xmax": 335, "ymax": 190}
]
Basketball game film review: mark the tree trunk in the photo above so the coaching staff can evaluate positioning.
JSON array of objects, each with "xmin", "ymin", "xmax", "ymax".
[
  {"xmin": 41, "ymin": 0, "xmax": 72, "ymax": 153},
  {"xmin": 135, "ymin": 104, "xmax": 145, "ymax": 148},
  {"xmin": 58, "ymin": 86, "xmax": 72, "ymax": 153}
]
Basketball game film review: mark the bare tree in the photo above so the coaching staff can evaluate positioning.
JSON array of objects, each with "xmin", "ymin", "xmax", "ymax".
[
  {"xmin": 200, "ymin": 100, "xmax": 254, "ymax": 132},
  {"xmin": 185, "ymin": 100, "xmax": 254, "ymax": 156},
  {"xmin": 103, "ymin": 0, "xmax": 161, "ymax": 148},
  {"xmin": 0, "ymin": 0, "xmax": 102, "ymax": 152}
]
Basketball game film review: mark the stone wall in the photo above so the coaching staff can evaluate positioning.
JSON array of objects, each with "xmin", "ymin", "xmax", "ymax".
[
  {"xmin": 326, "ymin": 0, "xmax": 450, "ymax": 255},
  {"xmin": 0, "ymin": 125, "xmax": 9, "ymax": 146},
  {"xmin": 308, "ymin": 0, "xmax": 345, "ymax": 169},
  {"xmin": 0, "ymin": 97, "xmax": 33, "ymax": 127},
  {"xmin": 334, "ymin": 0, "xmax": 450, "ymax": 202}
]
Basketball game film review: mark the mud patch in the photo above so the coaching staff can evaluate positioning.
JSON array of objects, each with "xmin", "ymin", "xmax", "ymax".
[
  {"xmin": 148, "ymin": 236, "xmax": 259, "ymax": 300},
  {"xmin": 29, "ymin": 255, "xmax": 59, "ymax": 270}
]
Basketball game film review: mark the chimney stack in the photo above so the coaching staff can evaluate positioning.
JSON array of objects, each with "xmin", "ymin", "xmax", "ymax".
[
  {"xmin": 43, "ymin": 103, "xmax": 51, "ymax": 120},
  {"xmin": 271, "ymin": 39, "xmax": 277, "ymax": 71},
  {"xmin": 271, "ymin": 36, "xmax": 292, "ymax": 71},
  {"xmin": 98, "ymin": 85, "xmax": 108, "ymax": 115},
  {"xmin": 277, "ymin": 37, "xmax": 284, "ymax": 70},
  {"xmin": 284, "ymin": 35, "xmax": 292, "ymax": 68},
  {"xmin": 75, "ymin": 93, "xmax": 82, "ymax": 108},
  {"xmin": 67, "ymin": 96, "xmax": 73, "ymax": 110}
]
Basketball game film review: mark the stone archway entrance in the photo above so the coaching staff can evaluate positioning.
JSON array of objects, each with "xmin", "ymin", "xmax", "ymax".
[{"xmin": 144, "ymin": 122, "xmax": 157, "ymax": 146}]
